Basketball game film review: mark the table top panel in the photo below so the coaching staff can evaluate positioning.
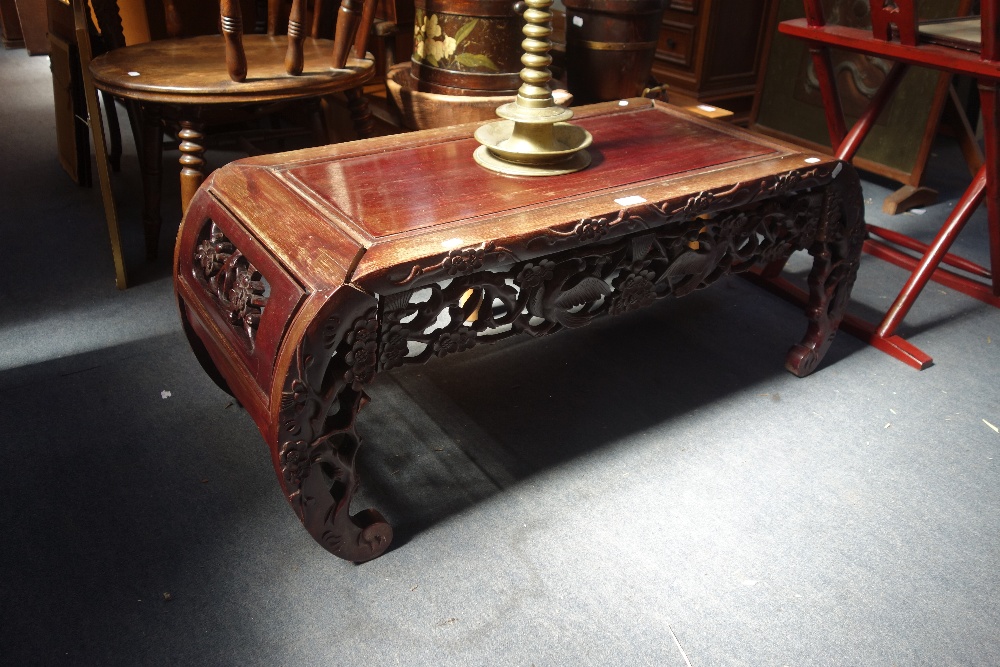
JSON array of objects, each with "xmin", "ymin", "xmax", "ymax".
[{"xmin": 278, "ymin": 103, "xmax": 781, "ymax": 241}]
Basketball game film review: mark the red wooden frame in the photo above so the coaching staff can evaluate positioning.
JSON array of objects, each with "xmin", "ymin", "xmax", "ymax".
[{"xmin": 776, "ymin": 0, "xmax": 1000, "ymax": 369}]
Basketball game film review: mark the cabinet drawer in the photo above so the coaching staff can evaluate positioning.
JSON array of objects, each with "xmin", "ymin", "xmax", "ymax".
[
  {"xmin": 667, "ymin": 0, "xmax": 698, "ymax": 12},
  {"xmin": 657, "ymin": 21, "xmax": 696, "ymax": 68}
]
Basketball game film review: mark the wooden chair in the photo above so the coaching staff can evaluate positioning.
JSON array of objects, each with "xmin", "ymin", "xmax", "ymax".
[
  {"xmin": 775, "ymin": 0, "xmax": 999, "ymax": 369},
  {"xmin": 75, "ymin": 0, "xmax": 378, "ymax": 286}
]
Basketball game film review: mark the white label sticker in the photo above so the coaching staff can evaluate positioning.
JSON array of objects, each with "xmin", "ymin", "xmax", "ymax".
[
  {"xmin": 615, "ymin": 196, "xmax": 647, "ymax": 206},
  {"xmin": 572, "ymin": 15, "xmax": 583, "ymax": 26}
]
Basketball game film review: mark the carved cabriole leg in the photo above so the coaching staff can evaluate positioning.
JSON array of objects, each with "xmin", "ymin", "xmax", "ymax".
[
  {"xmin": 268, "ymin": 286, "xmax": 392, "ymax": 562},
  {"xmin": 785, "ymin": 164, "xmax": 866, "ymax": 377},
  {"xmin": 178, "ymin": 119, "xmax": 207, "ymax": 215},
  {"xmin": 139, "ymin": 104, "xmax": 163, "ymax": 260}
]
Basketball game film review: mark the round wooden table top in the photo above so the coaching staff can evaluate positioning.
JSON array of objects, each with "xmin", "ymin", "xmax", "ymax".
[{"xmin": 89, "ymin": 34, "xmax": 375, "ymax": 105}]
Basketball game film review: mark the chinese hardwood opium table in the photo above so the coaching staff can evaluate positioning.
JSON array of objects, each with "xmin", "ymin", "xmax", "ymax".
[{"xmin": 174, "ymin": 99, "xmax": 865, "ymax": 562}]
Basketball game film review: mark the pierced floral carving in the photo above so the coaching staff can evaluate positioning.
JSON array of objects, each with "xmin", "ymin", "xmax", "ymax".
[
  {"xmin": 515, "ymin": 166, "xmax": 839, "ymax": 258},
  {"xmin": 192, "ymin": 221, "xmax": 269, "ymax": 348},
  {"xmin": 433, "ymin": 330, "xmax": 477, "ymax": 357},
  {"xmin": 516, "ymin": 260, "xmax": 555, "ymax": 289},
  {"xmin": 378, "ymin": 187, "xmax": 839, "ymax": 371},
  {"xmin": 574, "ymin": 217, "xmax": 611, "ymax": 242},
  {"xmin": 276, "ymin": 301, "xmax": 392, "ymax": 562},
  {"xmin": 194, "ymin": 226, "xmax": 233, "ymax": 277},
  {"xmin": 344, "ymin": 316, "xmax": 379, "ymax": 389},
  {"xmin": 610, "ymin": 270, "xmax": 657, "ymax": 316},
  {"xmin": 379, "ymin": 324, "xmax": 411, "ymax": 370},
  {"xmin": 443, "ymin": 244, "xmax": 490, "ymax": 275},
  {"xmin": 390, "ymin": 241, "xmax": 516, "ymax": 286},
  {"xmin": 278, "ymin": 439, "xmax": 311, "ymax": 487}
]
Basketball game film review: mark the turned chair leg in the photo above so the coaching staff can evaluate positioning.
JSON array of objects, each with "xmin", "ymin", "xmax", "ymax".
[
  {"xmin": 178, "ymin": 120, "xmax": 207, "ymax": 215},
  {"xmin": 139, "ymin": 105, "xmax": 164, "ymax": 261},
  {"xmin": 100, "ymin": 90, "xmax": 123, "ymax": 172},
  {"xmin": 345, "ymin": 88, "xmax": 375, "ymax": 139}
]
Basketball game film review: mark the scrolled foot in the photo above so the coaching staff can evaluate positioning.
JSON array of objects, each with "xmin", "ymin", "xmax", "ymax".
[
  {"xmin": 276, "ymin": 295, "xmax": 393, "ymax": 562},
  {"xmin": 792, "ymin": 164, "xmax": 865, "ymax": 375},
  {"xmin": 320, "ymin": 508, "xmax": 393, "ymax": 563},
  {"xmin": 785, "ymin": 341, "xmax": 824, "ymax": 378},
  {"xmin": 284, "ymin": 406, "xmax": 394, "ymax": 562}
]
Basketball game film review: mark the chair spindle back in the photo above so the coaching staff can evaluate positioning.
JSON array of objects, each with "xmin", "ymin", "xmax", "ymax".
[{"xmin": 221, "ymin": 0, "xmax": 376, "ymax": 83}]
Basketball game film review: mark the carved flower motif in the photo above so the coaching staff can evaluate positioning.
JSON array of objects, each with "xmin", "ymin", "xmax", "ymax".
[
  {"xmin": 229, "ymin": 266, "xmax": 266, "ymax": 325},
  {"xmin": 433, "ymin": 330, "xmax": 476, "ymax": 357},
  {"xmin": 575, "ymin": 218, "xmax": 609, "ymax": 242},
  {"xmin": 516, "ymin": 260, "xmax": 555, "ymax": 289},
  {"xmin": 770, "ymin": 171, "xmax": 803, "ymax": 195},
  {"xmin": 443, "ymin": 244, "xmax": 491, "ymax": 276},
  {"xmin": 344, "ymin": 316, "xmax": 379, "ymax": 388},
  {"xmin": 194, "ymin": 239, "xmax": 223, "ymax": 277},
  {"xmin": 610, "ymin": 270, "xmax": 657, "ymax": 316},
  {"xmin": 281, "ymin": 378, "xmax": 309, "ymax": 413},
  {"xmin": 682, "ymin": 192, "xmax": 715, "ymax": 216},
  {"xmin": 279, "ymin": 439, "xmax": 311, "ymax": 487},
  {"xmin": 193, "ymin": 224, "xmax": 233, "ymax": 278},
  {"xmin": 345, "ymin": 340, "xmax": 378, "ymax": 387},
  {"xmin": 348, "ymin": 316, "xmax": 378, "ymax": 345},
  {"xmin": 379, "ymin": 324, "xmax": 410, "ymax": 371}
]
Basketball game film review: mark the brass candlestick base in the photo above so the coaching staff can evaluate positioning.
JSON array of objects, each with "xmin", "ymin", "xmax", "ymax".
[{"xmin": 474, "ymin": 0, "xmax": 591, "ymax": 176}]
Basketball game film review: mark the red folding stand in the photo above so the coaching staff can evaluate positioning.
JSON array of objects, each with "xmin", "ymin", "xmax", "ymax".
[{"xmin": 771, "ymin": 0, "xmax": 999, "ymax": 369}]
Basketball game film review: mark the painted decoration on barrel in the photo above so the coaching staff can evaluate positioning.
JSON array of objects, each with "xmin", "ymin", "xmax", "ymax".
[{"xmin": 412, "ymin": 10, "xmax": 511, "ymax": 72}]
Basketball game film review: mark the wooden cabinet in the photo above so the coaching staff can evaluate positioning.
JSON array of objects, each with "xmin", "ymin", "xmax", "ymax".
[
  {"xmin": 1, "ymin": 0, "xmax": 24, "ymax": 48},
  {"xmin": 12, "ymin": 0, "xmax": 48, "ymax": 53},
  {"xmin": 651, "ymin": 0, "xmax": 777, "ymax": 123}
]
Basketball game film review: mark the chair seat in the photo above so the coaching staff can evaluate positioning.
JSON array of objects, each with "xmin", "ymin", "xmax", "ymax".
[
  {"xmin": 89, "ymin": 34, "xmax": 375, "ymax": 105},
  {"xmin": 917, "ymin": 17, "xmax": 982, "ymax": 51}
]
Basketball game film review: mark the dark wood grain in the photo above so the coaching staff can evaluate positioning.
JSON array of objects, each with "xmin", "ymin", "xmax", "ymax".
[{"xmin": 175, "ymin": 100, "xmax": 865, "ymax": 561}]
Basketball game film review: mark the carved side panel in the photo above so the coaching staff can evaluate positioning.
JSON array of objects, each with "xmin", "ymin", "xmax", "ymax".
[{"xmin": 192, "ymin": 221, "xmax": 270, "ymax": 350}]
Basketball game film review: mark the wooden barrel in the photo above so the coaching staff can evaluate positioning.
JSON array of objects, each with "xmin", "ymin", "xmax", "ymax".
[
  {"xmin": 563, "ymin": 0, "xmax": 664, "ymax": 103},
  {"xmin": 411, "ymin": 0, "xmax": 525, "ymax": 96}
]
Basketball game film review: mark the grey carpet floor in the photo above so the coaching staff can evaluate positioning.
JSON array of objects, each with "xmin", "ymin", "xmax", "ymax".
[{"xmin": 1, "ymin": 46, "xmax": 998, "ymax": 666}]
